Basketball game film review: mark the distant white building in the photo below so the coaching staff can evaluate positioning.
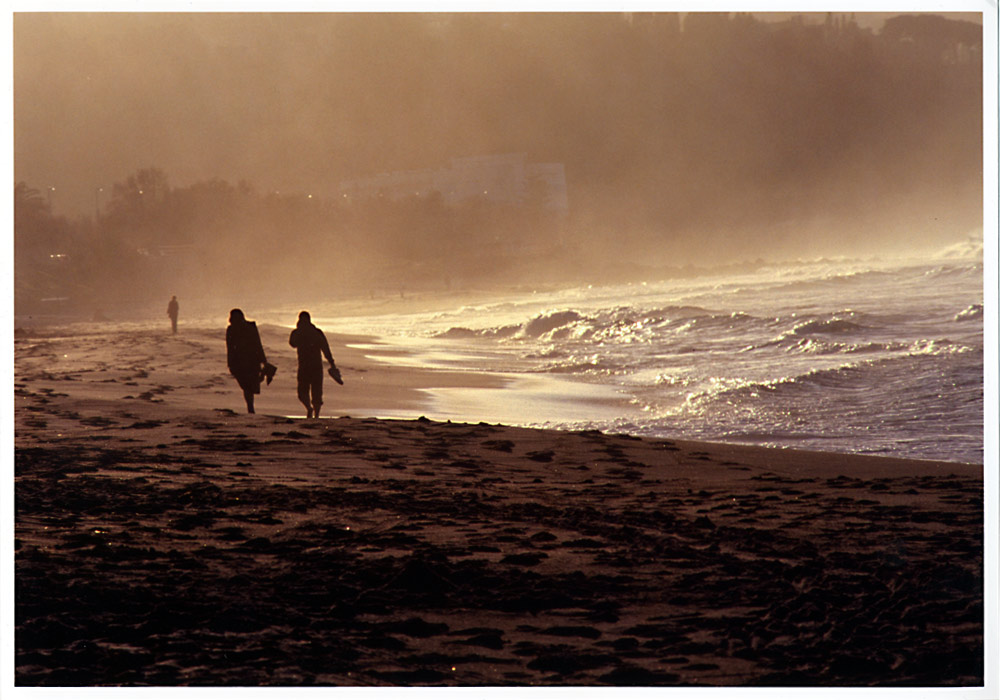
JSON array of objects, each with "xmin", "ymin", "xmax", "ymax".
[{"xmin": 339, "ymin": 153, "xmax": 569, "ymax": 215}]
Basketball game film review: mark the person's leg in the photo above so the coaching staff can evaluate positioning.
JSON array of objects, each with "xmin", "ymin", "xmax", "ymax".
[
  {"xmin": 312, "ymin": 378, "xmax": 323, "ymax": 418},
  {"xmin": 297, "ymin": 378, "xmax": 312, "ymax": 418},
  {"xmin": 243, "ymin": 388, "xmax": 255, "ymax": 414}
]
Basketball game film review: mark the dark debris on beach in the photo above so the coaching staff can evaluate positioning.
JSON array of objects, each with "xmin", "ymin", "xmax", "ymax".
[{"xmin": 14, "ymin": 404, "xmax": 984, "ymax": 686}]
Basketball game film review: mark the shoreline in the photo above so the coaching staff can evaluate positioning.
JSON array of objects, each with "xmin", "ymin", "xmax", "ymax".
[
  {"xmin": 13, "ymin": 317, "xmax": 983, "ymax": 466},
  {"xmin": 14, "ymin": 318, "xmax": 512, "ymax": 422}
]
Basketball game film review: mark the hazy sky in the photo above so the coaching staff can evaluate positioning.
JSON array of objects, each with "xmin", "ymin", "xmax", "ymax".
[{"xmin": 13, "ymin": 10, "xmax": 986, "ymax": 221}]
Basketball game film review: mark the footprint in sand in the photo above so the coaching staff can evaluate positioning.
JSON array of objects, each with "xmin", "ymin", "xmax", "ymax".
[
  {"xmin": 482, "ymin": 439, "xmax": 515, "ymax": 453},
  {"xmin": 455, "ymin": 630, "xmax": 505, "ymax": 650},
  {"xmin": 501, "ymin": 552, "xmax": 547, "ymax": 566}
]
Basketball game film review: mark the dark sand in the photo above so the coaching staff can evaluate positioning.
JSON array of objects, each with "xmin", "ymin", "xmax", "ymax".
[{"xmin": 12, "ymin": 320, "xmax": 984, "ymax": 687}]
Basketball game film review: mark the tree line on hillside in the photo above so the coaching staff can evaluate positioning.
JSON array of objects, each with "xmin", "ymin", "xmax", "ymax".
[{"xmin": 14, "ymin": 170, "xmax": 562, "ymax": 315}]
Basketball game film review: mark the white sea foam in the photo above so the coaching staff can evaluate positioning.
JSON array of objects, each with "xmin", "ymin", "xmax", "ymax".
[{"xmin": 323, "ymin": 255, "xmax": 984, "ymax": 463}]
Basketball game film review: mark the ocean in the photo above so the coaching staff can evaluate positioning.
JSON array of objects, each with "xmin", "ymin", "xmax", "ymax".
[{"xmin": 312, "ymin": 244, "xmax": 986, "ymax": 464}]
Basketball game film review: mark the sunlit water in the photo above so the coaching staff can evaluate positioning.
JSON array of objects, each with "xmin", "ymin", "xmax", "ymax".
[{"xmin": 303, "ymin": 247, "xmax": 984, "ymax": 463}]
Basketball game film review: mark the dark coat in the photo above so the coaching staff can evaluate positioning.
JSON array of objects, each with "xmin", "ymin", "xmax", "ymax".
[
  {"xmin": 289, "ymin": 322, "xmax": 334, "ymax": 381},
  {"xmin": 227, "ymin": 320, "xmax": 266, "ymax": 394}
]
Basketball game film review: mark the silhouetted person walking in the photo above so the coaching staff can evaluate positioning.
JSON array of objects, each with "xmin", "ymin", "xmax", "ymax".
[
  {"xmin": 289, "ymin": 310, "xmax": 341, "ymax": 418},
  {"xmin": 226, "ymin": 308, "xmax": 269, "ymax": 414},
  {"xmin": 167, "ymin": 296, "xmax": 179, "ymax": 334}
]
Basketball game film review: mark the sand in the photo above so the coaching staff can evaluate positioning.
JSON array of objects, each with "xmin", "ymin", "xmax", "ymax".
[{"xmin": 12, "ymin": 319, "xmax": 985, "ymax": 687}]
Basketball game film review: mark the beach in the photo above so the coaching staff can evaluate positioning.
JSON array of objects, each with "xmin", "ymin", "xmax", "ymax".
[{"xmin": 13, "ymin": 319, "xmax": 984, "ymax": 686}]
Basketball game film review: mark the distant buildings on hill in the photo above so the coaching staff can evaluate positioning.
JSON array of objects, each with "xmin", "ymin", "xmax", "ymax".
[{"xmin": 338, "ymin": 153, "xmax": 569, "ymax": 215}]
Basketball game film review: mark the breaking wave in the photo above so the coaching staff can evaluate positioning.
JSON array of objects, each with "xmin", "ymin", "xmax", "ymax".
[{"xmin": 339, "ymin": 251, "xmax": 984, "ymax": 462}]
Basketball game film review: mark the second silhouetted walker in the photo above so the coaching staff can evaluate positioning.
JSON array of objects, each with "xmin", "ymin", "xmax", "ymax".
[{"xmin": 289, "ymin": 310, "xmax": 342, "ymax": 419}]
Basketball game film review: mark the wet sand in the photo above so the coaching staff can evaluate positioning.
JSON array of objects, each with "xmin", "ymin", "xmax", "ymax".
[{"xmin": 12, "ymin": 320, "xmax": 984, "ymax": 686}]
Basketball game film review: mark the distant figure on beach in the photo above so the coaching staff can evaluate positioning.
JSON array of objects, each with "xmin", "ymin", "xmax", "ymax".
[
  {"xmin": 289, "ymin": 310, "xmax": 342, "ymax": 419},
  {"xmin": 226, "ymin": 308, "xmax": 269, "ymax": 414},
  {"xmin": 167, "ymin": 296, "xmax": 179, "ymax": 334}
]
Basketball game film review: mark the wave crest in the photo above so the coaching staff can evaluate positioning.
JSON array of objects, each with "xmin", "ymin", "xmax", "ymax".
[
  {"xmin": 955, "ymin": 304, "xmax": 983, "ymax": 321},
  {"xmin": 790, "ymin": 317, "xmax": 865, "ymax": 335}
]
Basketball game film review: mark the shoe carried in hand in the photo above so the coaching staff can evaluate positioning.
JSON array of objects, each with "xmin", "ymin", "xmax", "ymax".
[
  {"xmin": 261, "ymin": 362, "xmax": 277, "ymax": 385},
  {"xmin": 328, "ymin": 364, "xmax": 343, "ymax": 385}
]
